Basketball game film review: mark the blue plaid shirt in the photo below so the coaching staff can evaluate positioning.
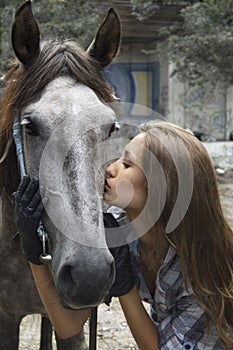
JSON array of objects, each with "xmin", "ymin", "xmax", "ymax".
[{"xmin": 109, "ymin": 207, "xmax": 226, "ymax": 350}]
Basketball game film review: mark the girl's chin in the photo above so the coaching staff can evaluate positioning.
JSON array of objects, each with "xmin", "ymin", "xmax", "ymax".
[
  {"xmin": 103, "ymin": 197, "xmax": 112, "ymax": 205},
  {"xmin": 104, "ymin": 198, "xmax": 114, "ymax": 205},
  {"xmin": 104, "ymin": 194, "xmax": 126, "ymax": 209},
  {"xmin": 104, "ymin": 196, "xmax": 117, "ymax": 205},
  {"xmin": 103, "ymin": 192, "xmax": 113, "ymax": 202}
]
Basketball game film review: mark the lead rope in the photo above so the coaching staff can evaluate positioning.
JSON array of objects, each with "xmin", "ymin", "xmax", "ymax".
[
  {"xmin": 13, "ymin": 116, "xmax": 97, "ymax": 349},
  {"xmin": 89, "ymin": 307, "xmax": 98, "ymax": 350}
]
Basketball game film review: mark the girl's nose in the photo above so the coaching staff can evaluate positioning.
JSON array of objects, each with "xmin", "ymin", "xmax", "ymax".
[{"xmin": 106, "ymin": 160, "xmax": 118, "ymax": 178}]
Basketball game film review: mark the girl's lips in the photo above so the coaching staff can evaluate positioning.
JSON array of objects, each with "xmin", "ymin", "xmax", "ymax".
[{"xmin": 104, "ymin": 179, "xmax": 111, "ymax": 191}]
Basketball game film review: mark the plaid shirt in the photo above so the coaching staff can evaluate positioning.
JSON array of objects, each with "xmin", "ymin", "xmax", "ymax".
[{"xmin": 109, "ymin": 207, "xmax": 226, "ymax": 350}]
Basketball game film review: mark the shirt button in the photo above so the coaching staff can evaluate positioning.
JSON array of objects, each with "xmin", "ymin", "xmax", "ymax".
[
  {"xmin": 182, "ymin": 342, "xmax": 194, "ymax": 350},
  {"xmin": 157, "ymin": 302, "xmax": 167, "ymax": 311}
]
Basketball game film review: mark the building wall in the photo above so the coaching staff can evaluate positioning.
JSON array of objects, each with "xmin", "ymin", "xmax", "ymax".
[
  {"xmin": 105, "ymin": 42, "xmax": 233, "ymax": 140},
  {"xmin": 167, "ymin": 63, "xmax": 233, "ymax": 140},
  {"xmin": 104, "ymin": 42, "xmax": 164, "ymax": 126}
]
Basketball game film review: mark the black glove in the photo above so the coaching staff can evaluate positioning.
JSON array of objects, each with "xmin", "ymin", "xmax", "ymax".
[
  {"xmin": 13, "ymin": 176, "xmax": 44, "ymax": 265},
  {"xmin": 104, "ymin": 213, "xmax": 135, "ymax": 305}
]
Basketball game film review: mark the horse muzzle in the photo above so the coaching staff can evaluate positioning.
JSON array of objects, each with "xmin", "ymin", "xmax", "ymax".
[{"xmin": 52, "ymin": 244, "xmax": 115, "ymax": 309}]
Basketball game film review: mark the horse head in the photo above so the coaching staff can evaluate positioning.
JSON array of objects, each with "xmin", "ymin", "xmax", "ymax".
[{"xmin": 1, "ymin": 1, "xmax": 121, "ymax": 309}]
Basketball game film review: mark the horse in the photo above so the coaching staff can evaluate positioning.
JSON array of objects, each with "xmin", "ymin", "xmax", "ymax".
[{"xmin": 0, "ymin": 1, "xmax": 121, "ymax": 349}]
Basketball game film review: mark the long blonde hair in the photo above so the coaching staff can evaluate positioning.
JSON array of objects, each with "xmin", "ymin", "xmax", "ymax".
[{"xmin": 140, "ymin": 120, "xmax": 233, "ymax": 347}]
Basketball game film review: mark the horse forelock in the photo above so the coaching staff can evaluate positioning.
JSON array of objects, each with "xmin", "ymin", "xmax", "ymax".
[{"xmin": 0, "ymin": 39, "xmax": 114, "ymax": 195}]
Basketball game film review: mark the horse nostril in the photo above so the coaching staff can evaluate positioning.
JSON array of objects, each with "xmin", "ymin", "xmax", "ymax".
[{"xmin": 58, "ymin": 264, "xmax": 75, "ymax": 293}]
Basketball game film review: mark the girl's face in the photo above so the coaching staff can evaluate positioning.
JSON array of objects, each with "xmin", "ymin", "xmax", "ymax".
[{"xmin": 104, "ymin": 133, "xmax": 147, "ymax": 218}]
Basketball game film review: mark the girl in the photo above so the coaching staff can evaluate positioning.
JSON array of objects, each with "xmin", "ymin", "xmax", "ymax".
[{"xmin": 14, "ymin": 121, "xmax": 233, "ymax": 349}]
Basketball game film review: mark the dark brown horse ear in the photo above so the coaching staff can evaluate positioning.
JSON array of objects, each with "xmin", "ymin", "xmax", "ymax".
[
  {"xmin": 87, "ymin": 8, "xmax": 121, "ymax": 68},
  {"xmin": 11, "ymin": 1, "xmax": 40, "ymax": 66}
]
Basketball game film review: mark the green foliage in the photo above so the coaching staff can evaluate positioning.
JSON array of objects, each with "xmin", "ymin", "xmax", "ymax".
[
  {"xmin": 158, "ymin": 0, "xmax": 233, "ymax": 85},
  {"xmin": 0, "ymin": 0, "xmax": 100, "ymax": 73},
  {"xmin": 130, "ymin": 0, "xmax": 159, "ymax": 20},
  {"xmin": 130, "ymin": 0, "xmax": 197, "ymax": 21},
  {"xmin": 0, "ymin": 28, "xmax": 2, "ymax": 57},
  {"xmin": 31, "ymin": 0, "xmax": 99, "ymax": 47},
  {"xmin": 131, "ymin": 0, "xmax": 233, "ymax": 86}
]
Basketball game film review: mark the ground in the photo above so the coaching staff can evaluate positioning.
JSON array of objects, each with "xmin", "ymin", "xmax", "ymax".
[
  {"xmin": 19, "ymin": 171, "xmax": 233, "ymax": 350},
  {"xmin": 20, "ymin": 299, "xmax": 140, "ymax": 349}
]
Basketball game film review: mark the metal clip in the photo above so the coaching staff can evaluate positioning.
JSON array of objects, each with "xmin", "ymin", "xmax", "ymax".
[{"xmin": 37, "ymin": 222, "xmax": 52, "ymax": 264}]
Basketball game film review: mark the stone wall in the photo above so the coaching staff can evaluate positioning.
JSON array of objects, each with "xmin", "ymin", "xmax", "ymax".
[{"xmin": 203, "ymin": 141, "xmax": 233, "ymax": 171}]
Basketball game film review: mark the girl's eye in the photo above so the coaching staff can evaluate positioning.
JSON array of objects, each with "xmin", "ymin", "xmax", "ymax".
[{"xmin": 122, "ymin": 162, "xmax": 130, "ymax": 168}]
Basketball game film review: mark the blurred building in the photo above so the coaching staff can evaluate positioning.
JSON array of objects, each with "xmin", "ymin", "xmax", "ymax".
[{"xmin": 97, "ymin": 1, "xmax": 233, "ymax": 140}]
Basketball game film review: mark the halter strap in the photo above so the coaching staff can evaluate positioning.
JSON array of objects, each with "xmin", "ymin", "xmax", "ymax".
[{"xmin": 13, "ymin": 117, "xmax": 26, "ymax": 177}]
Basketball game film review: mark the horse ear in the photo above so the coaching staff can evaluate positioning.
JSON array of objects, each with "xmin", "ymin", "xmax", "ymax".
[
  {"xmin": 87, "ymin": 8, "xmax": 121, "ymax": 68},
  {"xmin": 11, "ymin": 1, "xmax": 40, "ymax": 66}
]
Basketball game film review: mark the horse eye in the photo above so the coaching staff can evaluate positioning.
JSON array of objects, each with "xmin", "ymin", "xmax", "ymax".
[{"xmin": 21, "ymin": 118, "xmax": 38, "ymax": 136}]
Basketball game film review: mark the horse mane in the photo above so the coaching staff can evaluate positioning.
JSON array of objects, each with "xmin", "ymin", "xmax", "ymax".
[{"xmin": 0, "ymin": 39, "xmax": 114, "ymax": 195}]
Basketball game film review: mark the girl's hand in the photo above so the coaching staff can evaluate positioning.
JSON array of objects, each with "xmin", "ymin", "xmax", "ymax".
[
  {"xmin": 13, "ymin": 175, "xmax": 45, "ymax": 264},
  {"xmin": 104, "ymin": 212, "xmax": 135, "ymax": 304}
]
